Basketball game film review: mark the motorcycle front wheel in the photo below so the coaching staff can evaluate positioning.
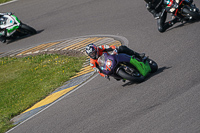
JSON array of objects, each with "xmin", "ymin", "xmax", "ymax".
[
  {"xmin": 19, "ymin": 23, "xmax": 37, "ymax": 35},
  {"xmin": 148, "ymin": 59, "xmax": 158, "ymax": 73},
  {"xmin": 117, "ymin": 68, "xmax": 145, "ymax": 83},
  {"xmin": 182, "ymin": 8, "xmax": 200, "ymax": 20}
]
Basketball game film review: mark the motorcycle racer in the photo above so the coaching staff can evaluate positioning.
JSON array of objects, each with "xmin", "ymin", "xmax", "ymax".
[
  {"xmin": 0, "ymin": 12, "xmax": 13, "ymax": 43},
  {"xmin": 85, "ymin": 43, "xmax": 145, "ymax": 79},
  {"xmin": 144, "ymin": 0, "xmax": 185, "ymax": 32}
]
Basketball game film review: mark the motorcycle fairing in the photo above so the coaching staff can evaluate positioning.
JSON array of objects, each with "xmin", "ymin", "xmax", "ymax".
[
  {"xmin": 130, "ymin": 57, "xmax": 151, "ymax": 77},
  {"xmin": 105, "ymin": 59, "xmax": 113, "ymax": 71},
  {"xmin": 98, "ymin": 53, "xmax": 151, "ymax": 77},
  {"xmin": 164, "ymin": 0, "xmax": 180, "ymax": 12},
  {"xmin": 98, "ymin": 53, "xmax": 116, "ymax": 75},
  {"xmin": 98, "ymin": 53, "xmax": 130, "ymax": 75},
  {"xmin": 114, "ymin": 53, "xmax": 151, "ymax": 77},
  {"xmin": 0, "ymin": 15, "xmax": 21, "ymax": 37},
  {"xmin": 165, "ymin": 0, "xmax": 194, "ymax": 13},
  {"xmin": 11, "ymin": 15, "xmax": 21, "ymax": 24}
]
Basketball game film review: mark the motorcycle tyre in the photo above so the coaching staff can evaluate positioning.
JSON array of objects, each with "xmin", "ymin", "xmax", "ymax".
[
  {"xmin": 182, "ymin": 8, "xmax": 200, "ymax": 20},
  {"xmin": 20, "ymin": 23, "xmax": 37, "ymax": 35},
  {"xmin": 117, "ymin": 68, "xmax": 145, "ymax": 83},
  {"xmin": 148, "ymin": 59, "xmax": 158, "ymax": 73}
]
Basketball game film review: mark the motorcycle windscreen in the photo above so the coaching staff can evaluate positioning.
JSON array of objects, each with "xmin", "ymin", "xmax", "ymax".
[{"xmin": 98, "ymin": 54, "xmax": 106, "ymax": 67}]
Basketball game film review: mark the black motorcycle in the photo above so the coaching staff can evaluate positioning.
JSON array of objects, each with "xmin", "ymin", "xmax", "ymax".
[{"xmin": 164, "ymin": 0, "xmax": 200, "ymax": 21}]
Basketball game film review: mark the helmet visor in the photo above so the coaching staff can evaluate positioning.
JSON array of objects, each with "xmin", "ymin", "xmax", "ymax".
[{"xmin": 89, "ymin": 51, "xmax": 97, "ymax": 59}]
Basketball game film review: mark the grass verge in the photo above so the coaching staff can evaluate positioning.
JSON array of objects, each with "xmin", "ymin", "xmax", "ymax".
[
  {"xmin": 0, "ymin": 54, "xmax": 87, "ymax": 133},
  {"xmin": 0, "ymin": 0, "xmax": 11, "ymax": 4}
]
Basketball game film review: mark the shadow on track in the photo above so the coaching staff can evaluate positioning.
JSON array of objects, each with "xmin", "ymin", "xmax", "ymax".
[
  {"xmin": 5, "ymin": 29, "xmax": 44, "ymax": 44},
  {"xmin": 122, "ymin": 66, "xmax": 172, "ymax": 87},
  {"xmin": 166, "ymin": 20, "xmax": 200, "ymax": 32}
]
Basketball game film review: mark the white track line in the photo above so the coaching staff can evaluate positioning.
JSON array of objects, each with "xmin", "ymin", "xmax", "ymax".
[
  {"xmin": 6, "ymin": 74, "xmax": 98, "ymax": 133},
  {"xmin": 0, "ymin": 0, "xmax": 18, "ymax": 6}
]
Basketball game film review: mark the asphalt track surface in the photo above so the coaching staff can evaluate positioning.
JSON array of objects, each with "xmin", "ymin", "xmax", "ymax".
[{"xmin": 1, "ymin": 0, "xmax": 200, "ymax": 133}]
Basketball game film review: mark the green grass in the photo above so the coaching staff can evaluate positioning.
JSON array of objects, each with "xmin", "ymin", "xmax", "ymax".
[
  {"xmin": 0, "ymin": 54, "xmax": 87, "ymax": 133},
  {"xmin": 0, "ymin": 0, "xmax": 11, "ymax": 4}
]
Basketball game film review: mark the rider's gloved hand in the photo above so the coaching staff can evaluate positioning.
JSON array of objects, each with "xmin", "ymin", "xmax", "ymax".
[
  {"xmin": 112, "ymin": 49, "xmax": 118, "ymax": 55},
  {"xmin": 104, "ymin": 75, "xmax": 110, "ymax": 81},
  {"xmin": 7, "ymin": 12, "xmax": 12, "ymax": 15}
]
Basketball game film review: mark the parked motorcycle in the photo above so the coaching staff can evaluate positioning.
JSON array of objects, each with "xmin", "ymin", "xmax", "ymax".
[
  {"xmin": 0, "ymin": 13, "xmax": 37, "ymax": 43},
  {"xmin": 97, "ymin": 53, "xmax": 158, "ymax": 83},
  {"xmin": 164, "ymin": 0, "xmax": 200, "ymax": 21}
]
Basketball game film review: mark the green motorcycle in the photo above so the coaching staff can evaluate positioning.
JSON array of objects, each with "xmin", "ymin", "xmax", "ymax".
[
  {"xmin": 97, "ymin": 52, "xmax": 158, "ymax": 83},
  {"xmin": 0, "ymin": 13, "xmax": 36, "ymax": 43}
]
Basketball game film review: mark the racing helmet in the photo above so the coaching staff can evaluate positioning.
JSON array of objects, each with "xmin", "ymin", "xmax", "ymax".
[
  {"xmin": 0, "ymin": 17, "xmax": 7, "ymax": 25},
  {"xmin": 86, "ymin": 43, "xmax": 99, "ymax": 59}
]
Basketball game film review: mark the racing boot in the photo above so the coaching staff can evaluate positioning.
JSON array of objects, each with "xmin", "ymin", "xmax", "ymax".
[
  {"xmin": 132, "ymin": 52, "xmax": 146, "ymax": 61},
  {"xmin": 118, "ymin": 45, "xmax": 145, "ymax": 58},
  {"xmin": 135, "ymin": 53, "xmax": 145, "ymax": 60},
  {"xmin": 146, "ymin": 3, "xmax": 160, "ymax": 19},
  {"xmin": 0, "ymin": 29, "xmax": 7, "ymax": 43},
  {"xmin": 0, "ymin": 36, "xmax": 6, "ymax": 43}
]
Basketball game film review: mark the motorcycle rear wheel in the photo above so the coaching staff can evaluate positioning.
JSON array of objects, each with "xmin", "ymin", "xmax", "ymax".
[
  {"xmin": 117, "ymin": 68, "xmax": 145, "ymax": 83},
  {"xmin": 182, "ymin": 8, "xmax": 200, "ymax": 20}
]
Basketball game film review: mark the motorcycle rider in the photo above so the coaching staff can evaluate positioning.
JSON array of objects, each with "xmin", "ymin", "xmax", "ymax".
[
  {"xmin": 144, "ymin": 0, "xmax": 186, "ymax": 32},
  {"xmin": 85, "ymin": 43, "xmax": 145, "ymax": 80},
  {"xmin": 0, "ymin": 12, "xmax": 13, "ymax": 43}
]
